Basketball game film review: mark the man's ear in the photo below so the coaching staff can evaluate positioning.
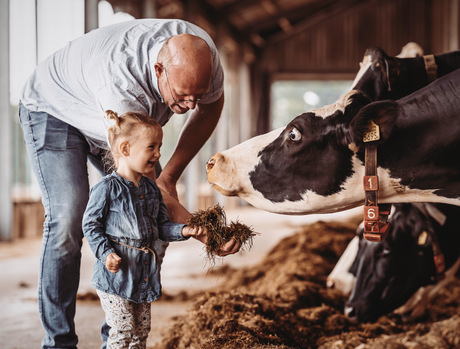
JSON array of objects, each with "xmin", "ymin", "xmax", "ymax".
[
  {"xmin": 119, "ymin": 141, "xmax": 130, "ymax": 156},
  {"xmin": 154, "ymin": 63, "xmax": 164, "ymax": 79}
]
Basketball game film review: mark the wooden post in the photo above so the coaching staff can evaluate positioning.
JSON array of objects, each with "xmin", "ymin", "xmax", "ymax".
[
  {"xmin": 85, "ymin": 0, "xmax": 99, "ymax": 33},
  {"xmin": 0, "ymin": 0, "xmax": 12, "ymax": 240}
]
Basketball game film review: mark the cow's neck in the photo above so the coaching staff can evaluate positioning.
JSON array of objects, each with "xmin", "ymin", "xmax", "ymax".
[
  {"xmin": 377, "ymin": 82, "xmax": 460, "ymax": 202},
  {"xmin": 396, "ymin": 56, "xmax": 430, "ymax": 95}
]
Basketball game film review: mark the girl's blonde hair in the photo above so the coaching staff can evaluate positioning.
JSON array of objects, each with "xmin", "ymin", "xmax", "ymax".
[{"xmin": 104, "ymin": 110, "xmax": 162, "ymax": 170}]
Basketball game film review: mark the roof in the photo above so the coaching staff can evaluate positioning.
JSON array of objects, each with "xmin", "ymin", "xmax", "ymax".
[{"xmin": 105, "ymin": 0, "xmax": 368, "ymax": 49}]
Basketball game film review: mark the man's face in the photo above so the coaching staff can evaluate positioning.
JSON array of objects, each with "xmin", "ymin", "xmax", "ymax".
[{"xmin": 155, "ymin": 63, "xmax": 210, "ymax": 114}]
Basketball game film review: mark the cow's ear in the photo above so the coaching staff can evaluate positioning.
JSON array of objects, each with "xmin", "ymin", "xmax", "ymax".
[
  {"xmin": 350, "ymin": 100, "xmax": 398, "ymax": 148},
  {"xmin": 342, "ymin": 90, "xmax": 372, "ymax": 123},
  {"xmin": 333, "ymin": 91, "xmax": 372, "ymax": 149}
]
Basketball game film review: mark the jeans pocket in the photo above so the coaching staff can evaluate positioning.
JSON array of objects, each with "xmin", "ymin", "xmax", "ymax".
[
  {"xmin": 18, "ymin": 103, "xmax": 42, "ymax": 147},
  {"xmin": 19, "ymin": 104, "xmax": 86, "ymax": 151}
]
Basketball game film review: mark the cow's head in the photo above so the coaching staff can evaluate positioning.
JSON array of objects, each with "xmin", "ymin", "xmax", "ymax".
[
  {"xmin": 351, "ymin": 47, "xmax": 409, "ymax": 101},
  {"xmin": 345, "ymin": 203, "xmax": 460, "ymax": 323},
  {"xmin": 206, "ymin": 91, "xmax": 376, "ymax": 214}
]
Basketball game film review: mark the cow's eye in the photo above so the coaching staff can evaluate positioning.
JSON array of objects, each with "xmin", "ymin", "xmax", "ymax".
[{"xmin": 288, "ymin": 127, "xmax": 301, "ymax": 142}]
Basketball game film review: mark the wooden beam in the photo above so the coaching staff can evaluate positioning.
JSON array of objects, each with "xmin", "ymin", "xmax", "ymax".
[
  {"xmin": 227, "ymin": 0, "xmax": 329, "ymax": 33},
  {"xmin": 268, "ymin": 0, "xmax": 369, "ymax": 44}
]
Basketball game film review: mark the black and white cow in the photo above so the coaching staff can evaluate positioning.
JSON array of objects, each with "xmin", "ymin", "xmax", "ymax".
[
  {"xmin": 344, "ymin": 203, "xmax": 460, "ymax": 322},
  {"xmin": 350, "ymin": 47, "xmax": 460, "ymax": 101},
  {"xmin": 206, "ymin": 69, "xmax": 460, "ymax": 214}
]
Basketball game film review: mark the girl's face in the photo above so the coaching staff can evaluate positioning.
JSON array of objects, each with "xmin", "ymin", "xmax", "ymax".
[{"xmin": 126, "ymin": 126, "xmax": 162, "ymax": 175}]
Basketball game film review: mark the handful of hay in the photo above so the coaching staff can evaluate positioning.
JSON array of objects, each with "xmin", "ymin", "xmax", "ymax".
[{"xmin": 187, "ymin": 204, "xmax": 256, "ymax": 263}]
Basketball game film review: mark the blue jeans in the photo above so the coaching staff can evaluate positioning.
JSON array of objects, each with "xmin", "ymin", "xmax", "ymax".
[{"xmin": 19, "ymin": 104, "xmax": 107, "ymax": 348}]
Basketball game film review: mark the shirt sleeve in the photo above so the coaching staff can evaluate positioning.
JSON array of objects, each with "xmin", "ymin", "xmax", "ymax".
[{"xmin": 82, "ymin": 180, "xmax": 117, "ymax": 263}]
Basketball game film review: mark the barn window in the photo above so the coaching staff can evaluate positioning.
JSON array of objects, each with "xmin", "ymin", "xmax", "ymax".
[
  {"xmin": 10, "ymin": 0, "xmax": 86, "ymax": 202},
  {"xmin": 270, "ymin": 79, "xmax": 353, "ymax": 130}
]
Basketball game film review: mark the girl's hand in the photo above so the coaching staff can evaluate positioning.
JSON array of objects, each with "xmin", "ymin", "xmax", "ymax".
[
  {"xmin": 105, "ymin": 253, "xmax": 122, "ymax": 273},
  {"xmin": 182, "ymin": 226, "xmax": 207, "ymax": 244}
]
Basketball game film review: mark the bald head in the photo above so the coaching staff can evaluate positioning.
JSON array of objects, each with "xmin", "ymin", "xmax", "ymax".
[{"xmin": 158, "ymin": 34, "xmax": 213, "ymax": 91}]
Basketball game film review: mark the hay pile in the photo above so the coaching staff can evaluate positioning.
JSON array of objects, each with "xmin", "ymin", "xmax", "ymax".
[{"xmin": 153, "ymin": 221, "xmax": 460, "ymax": 349}]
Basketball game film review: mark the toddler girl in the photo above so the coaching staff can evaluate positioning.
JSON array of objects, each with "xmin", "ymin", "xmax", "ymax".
[{"xmin": 82, "ymin": 110, "xmax": 206, "ymax": 348}]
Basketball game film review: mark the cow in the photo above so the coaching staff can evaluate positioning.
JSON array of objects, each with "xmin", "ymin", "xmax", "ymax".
[
  {"xmin": 343, "ymin": 203, "xmax": 460, "ymax": 322},
  {"xmin": 206, "ymin": 47, "xmax": 460, "ymax": 214},
  {"xmin": 350, "ymin": 47, "xmax": 460, "ymax": 101},
  {"xmin": 206, "ymin": 67, "xmax": 460, "ymax": 215}
]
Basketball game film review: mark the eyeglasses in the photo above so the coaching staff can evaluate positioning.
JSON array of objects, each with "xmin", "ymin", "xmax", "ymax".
[{"xmin": 164, "ymin": 67, "xmax": 214, "ymax": 106}]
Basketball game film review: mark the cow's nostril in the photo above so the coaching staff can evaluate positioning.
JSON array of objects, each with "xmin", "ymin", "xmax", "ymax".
[{"xmin": 206, "ymin": 158, "xmax": 215, "ymax": 171}]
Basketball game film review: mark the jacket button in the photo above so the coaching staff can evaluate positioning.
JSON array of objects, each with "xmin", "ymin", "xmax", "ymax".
[
  {"xmin": 144, "ymin": 278, "xmax": 148, "ymax": 282},
  {"xmin": 140, "ymin": 195, "xmax": 144, "ymax": 199}
]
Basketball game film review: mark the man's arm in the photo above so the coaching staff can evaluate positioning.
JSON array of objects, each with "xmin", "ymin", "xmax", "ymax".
[{"xmin": 156, "ymin": 93, "xmax": 224, "ymax": 199}]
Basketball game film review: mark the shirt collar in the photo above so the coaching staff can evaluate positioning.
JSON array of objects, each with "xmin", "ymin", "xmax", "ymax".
[{"xmin": 112, "ymin": 171, "xmax": 146, "ymax": 188}]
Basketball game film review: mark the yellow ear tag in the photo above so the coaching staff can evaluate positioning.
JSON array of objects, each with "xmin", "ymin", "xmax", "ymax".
[{"xmin": 363, "ymin": 120, "xmax": 381, "ymax": 142}]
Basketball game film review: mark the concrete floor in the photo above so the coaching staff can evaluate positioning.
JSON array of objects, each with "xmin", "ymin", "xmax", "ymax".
[{"xmin": 0, "ymin": 206, "xmax": 360, "ymax": 348}]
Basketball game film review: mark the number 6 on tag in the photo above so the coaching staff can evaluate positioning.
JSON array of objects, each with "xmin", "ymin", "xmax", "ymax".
[{"xmin": 364, "ymin": 205, "xmax": 379, "ymax": 221}]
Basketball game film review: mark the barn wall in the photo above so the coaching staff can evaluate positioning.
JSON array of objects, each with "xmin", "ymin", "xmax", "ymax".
[
  {"xmin": 253, "ymin": 0, "xmax": 459, "ymax": 133},
  {"xmin": 260, "ymin": 0, "xmax": 457, "ymax": 75}
]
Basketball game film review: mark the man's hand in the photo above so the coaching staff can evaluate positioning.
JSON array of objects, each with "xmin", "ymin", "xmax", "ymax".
[
  {"xmin": 218, "ymin": 238, "xmax": 241, "ymax": 256},
  {"xmin": 105, "ymin": 253, "xmax": 122, "ymax": 273}
]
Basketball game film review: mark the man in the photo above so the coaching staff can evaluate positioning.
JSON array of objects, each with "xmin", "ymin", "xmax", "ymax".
[{"xmin": 19, "ymin": 19, "xmax": 239, "ymax": 348}]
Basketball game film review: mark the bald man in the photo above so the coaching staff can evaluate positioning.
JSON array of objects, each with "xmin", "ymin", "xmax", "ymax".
[{"xmin": 19, "ymin": 19, "xmax": 238, "ymax": 349}]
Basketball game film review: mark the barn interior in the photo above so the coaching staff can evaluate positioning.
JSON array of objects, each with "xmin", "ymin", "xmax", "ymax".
[{"xmin": 0, "ymin": 0, "xmax": 459, "ymax": 348}]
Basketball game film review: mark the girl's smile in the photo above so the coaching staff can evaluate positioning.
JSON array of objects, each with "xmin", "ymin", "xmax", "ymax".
[{"xmin": 117, "ymin": 125, "xmax": 163, "ymax": 186}]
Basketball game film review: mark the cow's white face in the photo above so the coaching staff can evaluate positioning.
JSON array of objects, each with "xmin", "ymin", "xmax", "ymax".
[
  {"xmin": 206, "ymin": 92, "xmax": 368, "ymax": 215},
  {"xmin": 350, "ymin": 54, "xmax": 372, "ymax": 90},
  {"xmin": 207, "ymin": 128, "xmax": 283, "ymax": 197},
  {"xmin": 207, "ymin": 145, "xmax": 367, "ymax": 215},
  {"xmin": 327, "ymin": 235, "xmax": 359, "ymax": 295}
]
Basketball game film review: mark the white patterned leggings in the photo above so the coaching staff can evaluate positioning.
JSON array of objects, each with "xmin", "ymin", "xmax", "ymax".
[{"xmin": 97, "ymin": 290, "xmax": 151, "ymax": 349}]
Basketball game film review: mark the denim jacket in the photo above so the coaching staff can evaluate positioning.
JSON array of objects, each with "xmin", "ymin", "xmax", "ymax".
[{"xmin": 82, "ymin": 171, "xmax": 188, "ymax": 303}]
